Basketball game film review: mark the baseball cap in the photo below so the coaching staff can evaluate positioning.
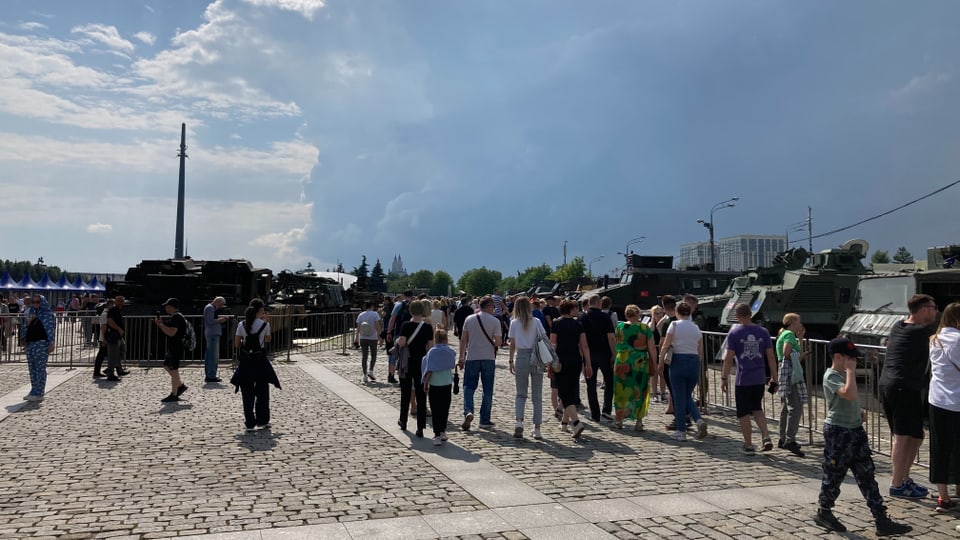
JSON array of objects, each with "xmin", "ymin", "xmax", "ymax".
[
  {"xmin": 161, "ymin": 297, "xmax": 180, "ymax": 309},
  {"xmin": 828, "ymin": 337, "xmax": 861, "ymax": 358}
]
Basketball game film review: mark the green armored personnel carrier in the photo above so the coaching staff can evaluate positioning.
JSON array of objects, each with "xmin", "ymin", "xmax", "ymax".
[
  {"xmin": 710, "ymin": 240, "xmax": 870, "ymax": 339},
  {"xmin": 842, "ymin": 245, "xmax": 960, "ymax": 346}
]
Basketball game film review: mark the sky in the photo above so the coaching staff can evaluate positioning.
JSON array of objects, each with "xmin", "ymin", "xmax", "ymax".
[{"xmin": 2, "ymin": 0, "xmax": 959, "ymax": 280}]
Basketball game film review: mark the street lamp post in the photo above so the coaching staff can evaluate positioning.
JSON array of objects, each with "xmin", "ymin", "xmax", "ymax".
[
  {"xmin": 625, "ymin": 236, "xmax": 645, "ymax": 255},
  {"xmin": 589, "ymin": 255, "xmax": 604, "ymax": 277},
  {"xmin": 697, "ymin": 197, "xmax": 739, "ymax": 269}
]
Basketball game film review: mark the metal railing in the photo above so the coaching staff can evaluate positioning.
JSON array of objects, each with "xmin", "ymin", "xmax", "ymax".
[
  {"xmin": 0, "ymin": 311, "xmax": 356, "ymax": 367},
  {"xmin": 699, "ymin": 331, "xmax": 916, "ymax": 465}
]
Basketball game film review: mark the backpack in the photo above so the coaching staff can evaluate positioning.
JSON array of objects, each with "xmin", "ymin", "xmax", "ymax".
[
  {"xmin": 180, "ymin": 315, "xmax": 197, "ymax": 352},
  {"xmin": 239, "ymin": 321, "xmax": 267, "ymax": 361},
  {"xmin": 359, "ymin": 320, "xmax": 377, "ymax": 339},
  {"xmin": 394, "ymin": 300, "xmax": 412, "ymax": 329},
  {"xmin": 95, "ymin": 302, "xmax": 108, "ymax": 316}
]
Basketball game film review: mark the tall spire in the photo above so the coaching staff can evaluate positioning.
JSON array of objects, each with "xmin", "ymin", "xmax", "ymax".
[{"xmin": 174, "ymin": 123, "xmax": 188, "ymax": 259}]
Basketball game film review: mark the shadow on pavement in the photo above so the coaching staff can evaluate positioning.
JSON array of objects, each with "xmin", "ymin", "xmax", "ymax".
[{"xmin": 236, "ymin": 429, "xmax": 280, "ymax": 452}]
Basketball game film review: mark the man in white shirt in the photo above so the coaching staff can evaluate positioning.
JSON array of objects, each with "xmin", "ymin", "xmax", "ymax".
[{"xmin": 458, "ymin": 296, "xmax": 502, "ymax": 430}]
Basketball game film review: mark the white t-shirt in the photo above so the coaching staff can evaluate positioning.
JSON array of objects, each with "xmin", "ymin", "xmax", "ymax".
[
  {"xmin": 930, "ymin": 327, "xmax": 960, "ymax": 412},
  {"xmin": 356, "ymin": 310, "xmax": 381, "ymax": 340},
  {"xmin": 463, "ymin": 312, "xmax": 501, "ymax": 361},
  {"xmin": 430, "ymin": 309, "xmax": 444, "ymax": 328},
  {"xmin": 666, "ymin": 319, "xmax": 702, "ymax": 355},
  {"xmin": 236, "ymin": 319, "xmax": 271, "ymax": 347},
  {"xmin": 508, "ymin": 317, "xmax": 544, "ymax": 349}
]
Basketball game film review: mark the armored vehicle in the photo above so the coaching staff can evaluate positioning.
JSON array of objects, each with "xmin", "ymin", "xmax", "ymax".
[
  {"xmin": 272, "ymin": 270, "xmax": 350, "ymax": 313},
  {"xmin": 596, "ymin": 254, "xmax": 737, "ymax": 314},
  {"xmin": 105, "ymin": 258, "xmax": 284, "ymax": 361},
  {"xmin": 842, "ymin": 245, "xmax": 960, "ymax": 346},
  {"xmin": 709, "ymin": 240, "xmax": 870, "ymax": 339}
]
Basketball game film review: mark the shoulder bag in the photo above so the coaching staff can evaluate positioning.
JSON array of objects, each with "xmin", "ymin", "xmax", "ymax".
[
  {"xmin": 532, "ymin": 322, "xmax": 560, "ymax": 371},
  {"xmin": 475, "ymin": 314, "xmax": 498, "ymax": 358},
  {"xmin": 392, "ymin": 322, "xmax": 424, "ymax": 379}
]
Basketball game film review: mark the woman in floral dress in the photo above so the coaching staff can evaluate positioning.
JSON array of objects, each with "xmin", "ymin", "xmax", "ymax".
[{"xmin": 613, "ymin": 304, "xmax": 658, "ymax": 430}]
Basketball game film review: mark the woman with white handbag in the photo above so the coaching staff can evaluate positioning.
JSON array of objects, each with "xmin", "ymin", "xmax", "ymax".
[{"xmin": 508, "ymin": 297, "xmax": 547, "ymax": 440}]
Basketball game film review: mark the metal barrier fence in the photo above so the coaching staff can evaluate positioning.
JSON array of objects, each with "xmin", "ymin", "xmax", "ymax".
[
  {"xmin": 699, "ymin": 331, "xmax": 917, "ymax": 466},
  {"xmin": 0, "ymin": 312, "xmax": 356, "ymax": 367}
]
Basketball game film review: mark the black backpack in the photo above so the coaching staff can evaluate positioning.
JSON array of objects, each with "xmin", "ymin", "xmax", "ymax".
[
  {"xmin": 239, "ymin": 321, "xmax": 267, "ymax": 361},
  {"xmin": 394, "ymin": 300, "xmax": 412, "ymax": 329}
]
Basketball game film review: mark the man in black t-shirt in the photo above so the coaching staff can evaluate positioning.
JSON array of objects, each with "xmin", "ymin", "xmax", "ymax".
[
  {"xmin": 878, "ymin": 293, "xmax": 937, "ymax": 499},
  {"xmin": 542, "ymin": 296, "xmax": 561, "ymax": 334},
  {"xmin": 658, "ymin": 295, "xmax": 678, "ymax": 421},
  {"xmin": 580, "ymin": 295, "xmax": 616, "ymax": 422},
  {"xmin": 155, "ymin": 298, "xmax": 188, "ymax": 403},
  {"xmin": 104, "ymin": 296, "xmax": 129, "ymax": 381}
]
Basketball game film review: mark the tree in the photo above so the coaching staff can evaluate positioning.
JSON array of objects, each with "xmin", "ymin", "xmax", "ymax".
[
  {"xmin": 386, "ymin": 273, "xmax": 412, "ymax": 294},
  {"xmin": 512, "ymin": 263, "xmax": 553, "ymax": 291},
  {"xmin": 369, "ymin": 259, "xmax": 386, "ymax": 292},
  {"xmin": 548, "ymin": 256, "xmax": 586, "ymax": 282},
  {"xmin": 409, "ymin": 269, "xmax": 434, "ymax": 291},
  {"xmin": 871, "ymin": 250, "xmax": 890, "ymax": 265},
  {"xmin": 893, "ymin": 246, "xmax": 914, "ymax": 264},
  {"xmin": 457, "ymin": 267, "xmax": 502, "ymax": 296},
  {"xmin": 431, "ymin": 270, "xmax": 454, "ymax": 296},
  {"xmin": 499, "ymin": 276, "xmax": 519, "ymax": 292},
  {"xmin": 351, "ymin": 255, "xmax": 369, "ymax": 290}
]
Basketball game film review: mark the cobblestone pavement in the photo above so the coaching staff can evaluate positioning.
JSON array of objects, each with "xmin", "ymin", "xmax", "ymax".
[
  {"xmin": 0, "ymin": 364, "xmax": 32, "ymax": 395},
  {"xmin": 0, "ymin": 364, "xmax": 482, "ymax": 539},
  {"xmin": 0, "ymin": 345, "xmax": 958, "ymax": 539}
]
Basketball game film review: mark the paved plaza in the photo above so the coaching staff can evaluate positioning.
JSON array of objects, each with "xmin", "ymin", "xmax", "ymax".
[{"xmin": 0, "ymin": 343, "xmax": 958, "ymax": 539}]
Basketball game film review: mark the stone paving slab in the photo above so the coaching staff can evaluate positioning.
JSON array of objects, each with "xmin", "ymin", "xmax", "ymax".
[
  {"xmin": 0, "ymin": 365, "xmax": 483, "ymax": 539},
  {"xmin": 0, "ymin": 364, "xmax": 32, "ymax": 395}
]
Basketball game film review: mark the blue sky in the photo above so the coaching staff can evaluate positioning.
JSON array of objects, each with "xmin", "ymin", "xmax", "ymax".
[{"xmin": 2, "ymin": 0, "xmax": 959, "ymax": 279}]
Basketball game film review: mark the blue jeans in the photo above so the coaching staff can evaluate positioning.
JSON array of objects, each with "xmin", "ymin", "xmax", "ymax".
[
  {"xmin": 204, "ymin": 334, "xmax": 220, "ymax": 379},
  {"xmin": 669, "ymin": 353, "xmax": 702, "ymax": 428},
  {"xmin": 463, "ymin": 359, "xmax": 496, "ymax": 423}
]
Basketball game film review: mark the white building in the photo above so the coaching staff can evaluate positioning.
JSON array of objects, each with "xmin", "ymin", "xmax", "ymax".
[{"xmin": 679, "ymin": 235, "xmax": 787, "ymax": 272}]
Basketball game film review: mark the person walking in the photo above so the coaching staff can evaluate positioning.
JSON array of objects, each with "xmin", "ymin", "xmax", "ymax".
[
  {"xmin": 203, "ymin": 296, "xmax": 230, "ymax": 383},
  {"xmin": 104, "ymin": 296, "xmax": 129, "ymax": 381},
  {"xmin": 21, "ymin": 295, "xmax": 56, "ymax": 401},
  {"xmin": 92, "ymin": 298, "xmax": 114, "ymax": 378},
  {"xmin": 927, "ymin": 302, "xmax": 960, "ymax": 513},
  {"xmin": 396, "ymin": 300, "xmax": 433, "ymax": 437},
  {"xmin": 649, "ymin": 305, "xmax": 668, "ymax": 403},
  {"xmin": 508, "ymin": 296, "xmax": 546, "ymax": 440},
  {"xmin": 155, "ymin": 298, "xmax": 188, "ymax": 403},
  {"xmin": 721, "ymin": 303, "xmax": 778, "ymax": 454},
  {"xmin": 233, "ymin": 303, "xmax": 279, "ymax": 432},
  {"xmin": 612, "ymin": 304, "xmax": 658, "ymax": 431},
  {"xmin": 658, "ymin": 296, "xmax": 678, "ymax": 419},
  {"xmin": 422, "ymin": 329, "xmax": 456, "ymax": 445},
  {"xmin": 355, "ymin": 302, "xmax": 382, "ymax": 383},
  {"xmin": 879, "ymin": 293, "xmax": 938, "ymax": 498},
  {"xmin": 580, "ymin": 295, "xmax": 616, "ymax": 423},
  {"xmin": 660, "ymin": 301, "xmax": 708, "ymax": 441},
  {"xmin": 550, "ymin": 299, "xmax": 593, "ymax": 439},
  {"xmin": 813, "ymin": 338, "xmax": 912, "ymax": 536},
  {"xmin": 775, "ymin": 313, "xmax": 808, "ymax": 457},
  {"xmin": 458, "ymin": 296, "xmax": 501, "ymax": 431}
]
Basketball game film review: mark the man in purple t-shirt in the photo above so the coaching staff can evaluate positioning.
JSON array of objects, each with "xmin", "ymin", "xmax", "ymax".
[{"xmin": 721, "ymin": 303, "xmax": 779, "ymax": 455}]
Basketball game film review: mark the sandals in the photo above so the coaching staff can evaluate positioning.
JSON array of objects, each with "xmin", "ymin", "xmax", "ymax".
[
  {"xmin": 762, "ymin": 437, "xmax": 773, "ymax": 452},
  {"xmin": 634, "ymin": 421, "xmax": 644, "ymax": 432}
]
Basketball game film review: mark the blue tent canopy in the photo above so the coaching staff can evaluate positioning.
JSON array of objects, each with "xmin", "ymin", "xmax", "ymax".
[
  {"xmin": 71, "ymin": 276, "xmax": 88, "ymax": 290},
  {"xmin": 88, "ymin": 277, "xmax": 104, "ymax": 291},
  {"xmin": 36, "ymin": 274, "xmax": 56, "ymax": 289},
  {"xmin": 56, "ymin": 275, "xmax": 71, "ymax": 289},
  {"xmin": 17, "ymin": 274, "xmax": 37, "ymax": 289},
  {"xmin": 0, "ymin": 272, "xmax": 15, "ymax": 289}
]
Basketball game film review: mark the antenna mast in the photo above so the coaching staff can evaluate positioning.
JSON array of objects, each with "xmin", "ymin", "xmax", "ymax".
[{"xmin": 175, "ymin": 123, "xmax": 187, "ymax": 259}]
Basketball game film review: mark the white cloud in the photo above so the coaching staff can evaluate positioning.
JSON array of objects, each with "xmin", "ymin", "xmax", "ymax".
[
  {"xmin": 144, "ymin": 5, "xmax": 156, "ymax": 13},
  {"xmin": 240, "ymin": 0, "xmax": 326, "ymax": 20},
  {"xmin": 891, "ymin": 72, "xmax": 951, "ymax": 100},
  {"xmin": 250, "ymin": 224, "xmax": 310, "ymax": 261},
  {"xmin": 18, "ymin": 22, "xmax": 47, "ymax": 31},
  {"xmin": 71, "ymin": 23, "xmax": 135, "ymax": 54},
  {"xmin": 86, "ymin": 223, "xmax": 113, "ymax": 234},
  {"xmin": 133, "ymin": 31, "xmax": 156, "ymax": 46}
]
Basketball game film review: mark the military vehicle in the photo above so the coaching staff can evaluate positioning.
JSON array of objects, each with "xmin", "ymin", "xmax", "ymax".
[
  {"xmin": 272, "ymin": 269, "xmax": 353, "ymax": 338},
  {"xmin": 704, "ymin": 240, "xmax": 871, "ymax": 339},
  {"xmin": 841, "ymin": 245, "xmax": 960, "ymax": 346},
  {"xmin": 595, "ymin": 254, "xmax": 738, "ymax": 315},
  {"xmin": 105, "ymin": 258, "xmax": 293, "ymax": 360}
]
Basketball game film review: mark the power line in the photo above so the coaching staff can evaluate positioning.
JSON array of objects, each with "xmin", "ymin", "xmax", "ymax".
[{"xmin": 793, "ymin": 179, "xmax": 960, "ymax": 243}]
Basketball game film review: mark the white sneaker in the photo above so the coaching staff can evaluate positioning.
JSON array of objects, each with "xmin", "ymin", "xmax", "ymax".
[
  {"xmin": 533, "ymin": 427, "xmax": 543, "ymax": 440},
  {"xmin": 432, "ymin": 436, "xmax": 442, "ymax": 446},
  {"xmin": 24, "ymin": 394, "xmax": 44, "ymax": 402},
  {"xmin": 362, "ymin": 373, "xmax": 369, "ymax": 384},
  {"xmin": 367, "ymin": 370, "xmax": 376, "ymax": 381},
  {"xmin": 670, "ymin": 430, "xmax": 686, "ymax": 442},
  {"xmin": 514, "ymin": 421, "xmax": 524, "ymax": 438},
  {"xmin": 695, "ymin": 420, "xmax": 708, "ymax": 440},
  {"xmin": 440, "ymin": 432, "xmax": 448, "ymax": 441},
  {"xmin": 572, "ymin": 422, "xmax": 586, "ymax": 438}
]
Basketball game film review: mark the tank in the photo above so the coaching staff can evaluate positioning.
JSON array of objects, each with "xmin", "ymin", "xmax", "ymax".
[
  {"xmin": 595, "ymin": 253, "xmax": 738, "ymax": 314},
  {"xmin": 712, "ymin": 240, "xmax": 870, "ymax": 339},
  {"xmin": 104, "ymin": 258, "xmax": 283, "ymax": 360},
  {"xmin": 272, "ymin": 270, "xmax": 350, "ymax": 313},
  {"xmin": 841, "ymin": 245, "xmax": 960, "ymax": 346}
]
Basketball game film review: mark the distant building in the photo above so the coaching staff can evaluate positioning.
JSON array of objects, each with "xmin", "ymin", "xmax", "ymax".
[
  {"xmin": 390, "ymin": 254, "xmax": 408, "ymax": 277},
  {"xmin": 679, "ymin": 235, "xmax": 787, "ymax": 272}
]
